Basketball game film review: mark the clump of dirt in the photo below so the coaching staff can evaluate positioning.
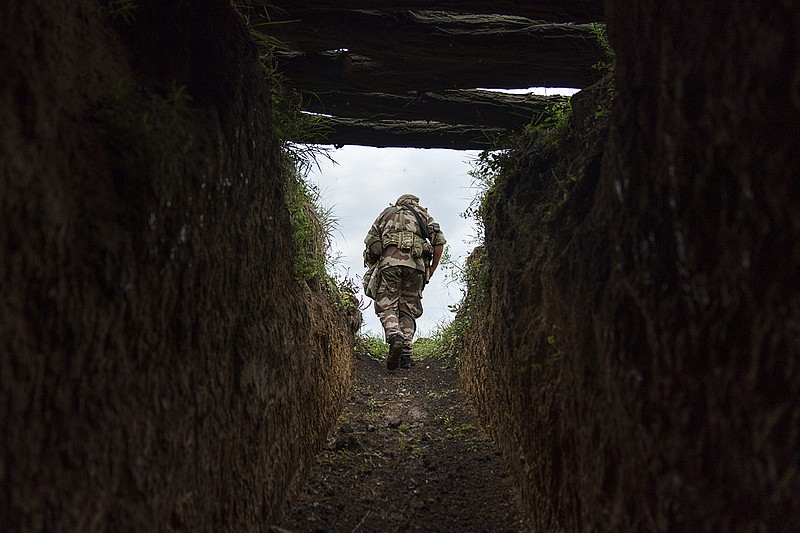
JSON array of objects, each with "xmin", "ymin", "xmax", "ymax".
[{"xmin": 275, "ymin": 354, "xmax": 530, "ymax": 532}]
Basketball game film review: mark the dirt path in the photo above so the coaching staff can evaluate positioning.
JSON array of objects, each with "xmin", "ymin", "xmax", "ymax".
[{"xmin": 273, "ymin": 353, "xmax": 530, "ymax": 532}]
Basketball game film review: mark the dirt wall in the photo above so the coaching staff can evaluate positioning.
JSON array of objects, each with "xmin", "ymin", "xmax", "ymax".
[
  {"xmin": 459, "ymin": 2, "xmax": 800, "ymax": 531},
  {"xmin": 0, "ymin": 1, "xmax": 357, "ymax": 530}
]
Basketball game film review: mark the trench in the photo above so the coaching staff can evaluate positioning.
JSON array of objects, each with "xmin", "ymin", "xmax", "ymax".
[
  {"xmin": 276, "ymin": 350, "xmax": 530, "ymax": 532},
  {"xmin": 2, "ymin": 1, "xmax": 799, "ymax": 532}
]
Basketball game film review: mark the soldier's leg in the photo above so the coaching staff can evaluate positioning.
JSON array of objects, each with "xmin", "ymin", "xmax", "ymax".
[
  {"xmin": 373, "ymin": 266, "xmax": 403, "ymax": 342},
  {"xmin": 400, "ymin": 320, "xmax": 414, "ymax": 368},
  {"xmin": 374, "ymin": 266, "xmax": 406, "ymax": 370},
  {"xmin": 397, "ymin": 268, "xmax": 425, "ymax": 368},
  {"xmin": 398, "ymin": 311, "xmax": 417, "ymax": 349}
]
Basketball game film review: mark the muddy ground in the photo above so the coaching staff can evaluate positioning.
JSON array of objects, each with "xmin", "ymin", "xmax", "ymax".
[{"xmin": 274, "ymin": 353, "xmax": 531, "ymax": 532}]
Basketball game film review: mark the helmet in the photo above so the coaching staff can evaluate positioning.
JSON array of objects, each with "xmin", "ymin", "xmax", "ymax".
[{"xmin": 395, "ymin": 194, "xmax": 419, "ymax": 206}]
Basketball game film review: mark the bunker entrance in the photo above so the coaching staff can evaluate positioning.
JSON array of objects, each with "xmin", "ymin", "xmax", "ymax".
[{"xmin": 247, "ymin": 2, "xmax": 605, "ymax": 149}]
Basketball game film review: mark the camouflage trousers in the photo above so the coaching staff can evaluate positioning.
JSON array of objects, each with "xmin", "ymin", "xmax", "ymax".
[{"xmin": 373, "ymin": 265, "xmax": 425, "ymax": 348}]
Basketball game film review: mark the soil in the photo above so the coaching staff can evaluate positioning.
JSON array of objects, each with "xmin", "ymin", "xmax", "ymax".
[{"xmin": 273, "ymin": 353, "xmax": 531, "ymax": 533}]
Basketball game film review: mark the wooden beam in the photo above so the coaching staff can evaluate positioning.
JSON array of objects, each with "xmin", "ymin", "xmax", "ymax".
[
  {"xmin": 259, "ymin": 11, "xmax": 604, "ymax": 93},
  {"xmin": 301, "ymin": 90, "xmax": 567, "ymax": 130},
  {"xmin": 290, "ymin": 116, "xmax": 506, "ymax": 150},
  {"xmin": 255, "ymin": 12, "xmax": 605, "ymax": 90},
  {"xmin": 253, "ymin": 11, "xmax": 604, "ymax": 57},
  {"xmin": 249, "ymin": 1, "xmax": 604, "ymax": 24},
  {"xmin": 276, "ymin": 50, "xmax": 601, "ymax": 92}
]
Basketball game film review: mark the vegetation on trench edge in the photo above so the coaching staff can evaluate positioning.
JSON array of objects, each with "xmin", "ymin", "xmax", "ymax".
[
  {"xmin": 588, "ymin": 22, "xmax": 615, "ymax": 74},
  {"xmin": 401, "ymin": 149, "xmax": 499, "ymax": 364},
  {"xmin": 407, "ymin": 83, "xmax": 600, "ymax": 364},
  {"xmin": 242, "ymin": 6, "xmax": 359, "ymax": 313}
]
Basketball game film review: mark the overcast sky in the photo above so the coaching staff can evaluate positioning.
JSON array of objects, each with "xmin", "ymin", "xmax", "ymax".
[
  {"xmin": 308, "ymin": 145, "xmax": 481, "ymax": 337},
  {"xmin": 306, "ymin": 88, "xmax": 579, "ymax": 339}
]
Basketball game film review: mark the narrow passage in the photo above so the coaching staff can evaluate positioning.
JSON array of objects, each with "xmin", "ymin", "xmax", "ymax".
[{"xmin": 274, "ymin": 353, "xmax": 530, "ymax": 532}]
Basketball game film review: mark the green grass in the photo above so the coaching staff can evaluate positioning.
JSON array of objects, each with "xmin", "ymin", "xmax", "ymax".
[
  {"xmin": 436, "ymin": 414, "xmax": 475, "ymax": 440},
  {"xmin": 236, "ymin": 6, "xmax": 358, "ymax": 316},
  {"xmin": 427, "ymin": 388, "xmax": 456, "ymax": 400},
  {"xmin": 355, "ymin": 332, "xmax": 388, "ymax": 362},
  {"xmin": 588, "ymin": 22, "xmax": 615, "ymax": 73}
]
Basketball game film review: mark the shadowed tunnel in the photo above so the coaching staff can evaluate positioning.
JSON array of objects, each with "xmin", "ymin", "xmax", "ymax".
[{"xmin": 2, "ymin": 0, "xmax": 798, "ymax": 531}]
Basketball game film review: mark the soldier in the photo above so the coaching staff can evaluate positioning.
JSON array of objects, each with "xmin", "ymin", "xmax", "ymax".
[{"xmin": 363, "ymin": 194, "xmax": 446, "ymax": 370}]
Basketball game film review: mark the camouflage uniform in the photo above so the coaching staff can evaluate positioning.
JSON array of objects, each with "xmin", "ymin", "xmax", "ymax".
[{"xmin": 364, "ymin": 195, "xmax": 446, "ymax": 366}]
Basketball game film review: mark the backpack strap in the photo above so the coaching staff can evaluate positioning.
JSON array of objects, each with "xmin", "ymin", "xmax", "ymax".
[{"xmin": 401, "ymin": 205, "xmax": 430, "ymax": 241}]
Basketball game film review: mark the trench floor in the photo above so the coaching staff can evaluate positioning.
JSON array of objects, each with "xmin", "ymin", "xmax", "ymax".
[{"xmin": 274, "ymin": 352, "xmax": 530, "ymax": 532}]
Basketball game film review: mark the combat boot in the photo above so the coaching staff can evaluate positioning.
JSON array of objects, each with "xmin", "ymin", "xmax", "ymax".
[
  {"xmin": 387, "ymin": 334, "xmax": 404, "ymax": 370},
  {"xmin": 400, "ymin": 347, "xmax": 413, "ymax": 369}
]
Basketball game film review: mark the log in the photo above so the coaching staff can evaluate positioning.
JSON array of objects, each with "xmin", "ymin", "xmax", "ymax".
[
  {"xmin": 290, "ymin": 116, "xmax": 506, "ymax": 150},
  {"xmin": 276, "ymin": 50, "xmax": 600, "ymax": 92},
  {"xmin": 301, "ymin": 89, "xmax": 568, "ymax": 130},
  {"xmin": 253, "ymin": 11, "xmax": 604, "ymax": 61},
  {"xmin": 249, "ymin": 0, "xmax": 604, "ymax": 24},
  {"xmin": 255, "ymin": 12, "xmax": 605, "ymax": 90}
]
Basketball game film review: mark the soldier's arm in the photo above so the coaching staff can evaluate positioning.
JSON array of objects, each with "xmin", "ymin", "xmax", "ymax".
[
  {"xmin": 428, "ymin": 244, "xmax": 444, "ymax": 279},
  {"xmin": 426, "ymin": 212, "xmax": 446, "ymax": 278}
]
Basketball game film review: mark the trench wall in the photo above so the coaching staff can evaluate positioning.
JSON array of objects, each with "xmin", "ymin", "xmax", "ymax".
[
  {"xmin": 459, "ymin": 2, "xmax": 800, "ymax": 530},
  {"xmin": 0, "ymin": 1, "xmax": 357, "ymax": 530}
]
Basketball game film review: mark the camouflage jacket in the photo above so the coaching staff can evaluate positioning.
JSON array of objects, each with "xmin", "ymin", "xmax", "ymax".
[{"xmin": 364, "ymin": 200, "xmax": 446, "ymax": 272}]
